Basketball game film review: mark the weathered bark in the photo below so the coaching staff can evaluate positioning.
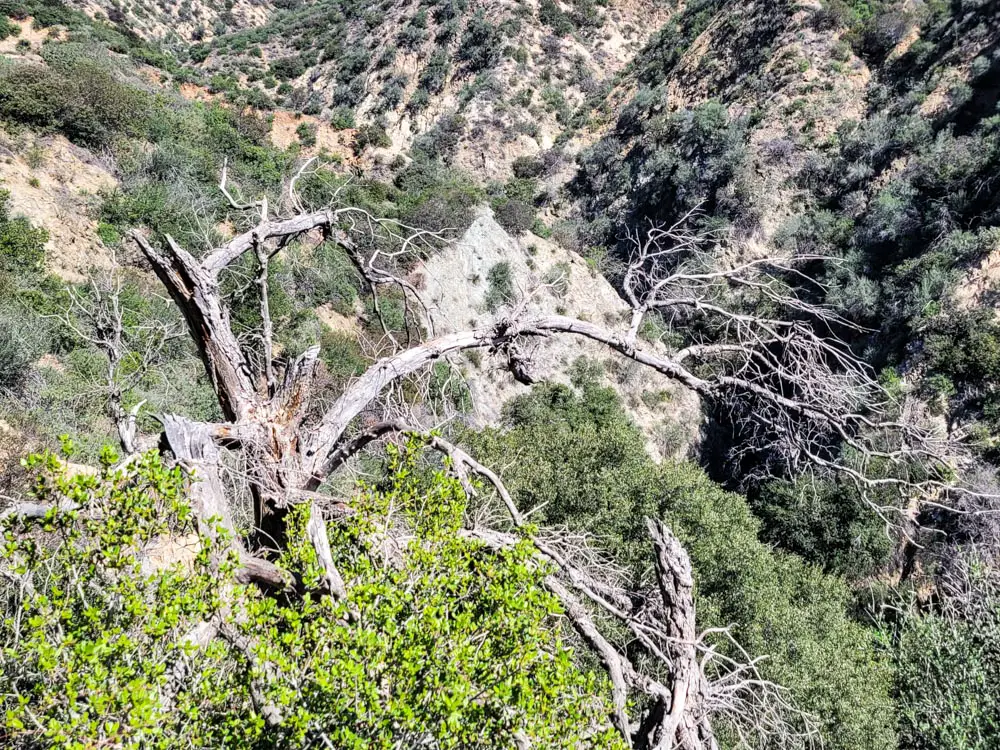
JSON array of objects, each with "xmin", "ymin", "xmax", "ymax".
[
  {"xmin": 133, "ymin": 232, "xmax": 256, "ymax": 422},
  {"xmin": 159, "ymin": 414, "xmax": 291, "ymax": 590},
  {"xmin": 117, "ymin": 186, "xmax": 956, "ymax": 748},
  {"xmin": 640, "ymin": 519, "xmax": 718, "ymax": 750}
]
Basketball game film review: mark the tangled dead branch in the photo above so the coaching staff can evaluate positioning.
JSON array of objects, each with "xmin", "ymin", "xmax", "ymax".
[{"xmin": 9, "ymin": 161, "xmax": 981, "ymax": 747}]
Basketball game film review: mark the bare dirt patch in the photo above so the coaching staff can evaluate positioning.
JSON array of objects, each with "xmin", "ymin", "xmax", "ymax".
[
  {"xmin": 0, "ymin": 133, "xmax": 116, "ymax": 282},
  {"xmin": 269, "ymin": 111, "xmax": 356, "ymax": 161}
]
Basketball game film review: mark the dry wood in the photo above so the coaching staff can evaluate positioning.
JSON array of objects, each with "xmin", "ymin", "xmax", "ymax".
[{"xmin": 21, "ymin": 161, "xmax": 966, "ymax": 747}]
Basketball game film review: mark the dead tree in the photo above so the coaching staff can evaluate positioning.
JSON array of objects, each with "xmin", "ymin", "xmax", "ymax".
[
  {"xmin": 52, "ymin": 254, "xmax": 183, "ymax": 454},
  {"xmin": 9, "ymin": 165, "xmax": 969, "ymax": 747}
]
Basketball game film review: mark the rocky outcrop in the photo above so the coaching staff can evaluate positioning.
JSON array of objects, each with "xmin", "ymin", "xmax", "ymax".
[{"xmin": 417, "ymin": 207, "xmax": 702, "ymax": 459}]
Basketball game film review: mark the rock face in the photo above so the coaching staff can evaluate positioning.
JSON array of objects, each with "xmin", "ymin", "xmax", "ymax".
[{"xmin": 417, "ymin": 208, "xmax": 702, "ymax": 459}]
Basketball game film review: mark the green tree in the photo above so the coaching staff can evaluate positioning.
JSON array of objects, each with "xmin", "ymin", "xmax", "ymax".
[
  {"xmin": 465, "ymin": 378, "xmax": 898, "ymax": 750},
  {"xmin": 750, "ymin": 475, "xmax": 894, "ymax": 578}
]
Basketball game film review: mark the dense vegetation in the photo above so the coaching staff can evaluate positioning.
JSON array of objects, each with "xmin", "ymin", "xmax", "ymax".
[
  {"xmin": 1, "ymin": 0, "xmax": 999, "ymax": 748},
  {"xmin": 1, "ymin": 441, "xmax": 624, "ymax": 747},
  {"xmin": 466, "ymin": 370, "xmax": 896, "ymax": 750},
  {"xmin": 569, "ymin": 2, "xmax": 1000, "ymax": 747}
]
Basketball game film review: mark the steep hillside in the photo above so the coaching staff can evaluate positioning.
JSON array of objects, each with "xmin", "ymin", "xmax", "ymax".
[
  {"xmin": 3, "ymin": 3, "xmax": 1000, "ymax": 749},
  {"xmin": 572, "ymin": 0, "xmax": 1000, "ymax": 460},
  {"xmin": 69, "ymin": 0, "xmax": 272, "ymax": 42},
  {"xmin": 76, "ymin": 0, "xmax": 670, "ymax": 178}
]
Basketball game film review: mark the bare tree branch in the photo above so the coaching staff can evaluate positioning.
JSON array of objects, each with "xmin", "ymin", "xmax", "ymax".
[{"xmin": 12, "ymin": 162, "xmax": 961, "ymax": 748}]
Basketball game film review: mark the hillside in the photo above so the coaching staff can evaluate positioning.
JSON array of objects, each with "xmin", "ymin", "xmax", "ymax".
[
  {"xmin": 1, "ymin": 1, "xmax": 1000, "ymax": 749},
  {"xmin": 71, "ymin": 0, "xmax": 670, "ymax": 178}
]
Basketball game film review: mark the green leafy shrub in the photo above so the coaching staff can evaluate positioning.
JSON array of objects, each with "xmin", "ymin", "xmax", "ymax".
[
  {"xmin": 327, "ymin": 105, "xmax": 355, "ymax": 130},
  {"xmin": 0, "ymin": 53, "xmax": 151, "ymax": 147},
  {"xmin": 352, "ymin": 123, "xmax": 391, "ymax": 154},
  {"xmin": 393, "ymin": 159, "xmax": 483, "ymax": 234},
  {"xmin": 484, "ymin": 261, "xmax": 516, "ymax": 312},
  {"xmin": 0, "ymin": 447, "xmax": 224, "ymax": 744},
  {"xmin": 416, "ymin": 48, "xmax": 449, "ymax": 96},
  {"xmin": 319, "ymin": 328, "xmax": 368, "ymax": 385},
  {"xmin": 512, "ymin": 155, "xmax": 545, "ymax": 179},
  {"xmin": 458, "ymin": 10, "xmax": 504, "ymax": 71},
  {"xmin": 924, "ymin": 310, "xmax": 1000, "ymax": 387},
  {"xmin": 0, "ymin": 308, "xmax": 39, "ymax": 392},
  {"xmin": 427, "ymin": 360, "xmax": 472, "ymax": 414},
  {"xmin": 412, "ymin": 113, "xmax": 465, "ymax": 162},
  {"xmin": 922, "ymin": 309, "xmax": 1000, "ymax": 437},
  {"xmin": 574, "ymin": 99, "xmax": 755, "ymax": 247},
  {"xmin": 0, "ymin": 188, "xmax": 47, "ymax": 281},
  {"xmin": 490, "ymin": 175, "xmax": 540, "ymax": 235},
  {"xmin": 269, "ymin": 55, "xmax": 305, "ymax": 80},
  {"xmin": 0, "ymin": 17, "xmax": 19, "ymax": 39},
  {"xmin": 493, "ymin": 198, "xmax": 536, "ymax": 234},
  {"xmin": 0, "ymin": 442, "xmax": 625, "ymax": 749},
  {"xmin": 539, "ymin": 0, "xmax": 575, "ymax": 35},
  {"xmin": 0, "ymin": 194, "xmax": 59, "ymax": 392},
  {"xmin": 751, "ymin": 475, "xmax": 894, "ymax": 578},
  {"xmin": 295, "ymin": 120, "xmax": 317, "ymax": 146},
  {"xmin": 891, "ymin": 555, "xmax": 1000, "ymax": 750}
]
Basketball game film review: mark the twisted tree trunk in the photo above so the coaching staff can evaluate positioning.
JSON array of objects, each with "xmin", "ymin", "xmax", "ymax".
[{"xmin": 109, "ymin": 177, "xmax": 943, "ymax": 748}]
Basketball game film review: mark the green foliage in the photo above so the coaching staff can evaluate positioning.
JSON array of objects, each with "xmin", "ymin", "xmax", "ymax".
[
  {"xmin": 0, "ymin": 447, "xmax": 230, "ymax": 746},
  {"xmin": 0, "ymin": 17, "xmax": 18, "ymax": 39},
  {"xmin": 539, "ymin": 0, "xmax": 575, "ymax": 35},
  {"xmin": 1, "ymin": 442, "xmax": 624, "ymax": 748},
  {"xmin": 574, "ymin": 98, "xmax": 755, "ymax": 247},
  {"xmin": 924, "ymin": 309, "xmax": 1000, "ymax": 388},
  {"xmin": 492, "ymin": 198, "xmax": 536, "ymax": 235},
  {"xmin": 0, "ymin": 307, "xmax": 40, "ymax": 393},
  {"xmin": 893, "ymin": 575, "xmax": 1000, "ymax": 750},
  {"xmin": 512, "ymin": 155, "xmax": 545, "ymax": 179},
  {"xmin": 1, "ymin": 0, "xmax": 111, "ymax": 31},
  {"xmin": 465, "ymin": 381, "xmax": 898, "ymax": 750},
  {"xmin": 269, "ymin": 55, "xmax": 305, "ymax": 81},
  {"xmin": 0, "ymin": 189, "xmax": 47, "ymax": 281},
  {"xmin": 427, "ymin": 360, "xmax": 472, "ymax": 414},
  {"xmin": 0, "ymin": 50, "xmax": 151, "ymax": 147},
  {"xmin": 98, "ymin": 100, "xmax": 292, "ymax": 244},
  {"xmin": 295, "ymin": 120, "xmax": 317, "ymax": 147},
  {"xmin": 292, "ymin": 161, "xmax": 481, "ymax": 253},
  {"xmin": 319, "ymin": 328, "xmax": 368, "ymax": 386},
  {"xmin": 782, "ymin": 7, "xmax": 1000, "ymax": 421},
  {"xmin": 458, "ymin": 10, "xmax": 504, "ymax": 71},
  {"xmin": 327, "ymin": 105, "xmax": 355, "ymax": 130},
  {"xmin": 415, "ymin": 48, "xmax": 450, "ymax": 99},
  {"xmin": 287, "ymin": 237, "xmax": 362, "ymax": 313},
  {"xmin": 412, "ymin": 113, "xmax": 465, "ymax": 162},
  {"xmin": 352, "ymin": 123, "xmax": 391, "ymax": 155},
  {"xmin": 751, "ymin": 475, "xmax": 894, "ymax": 578},
  {"xmin": 0, "ymin": 190, "xmax": 51, "ymax": 392},
  {"xmin": 392, "ymin": 159, "xmax": 483, "ymax": 234},
  {"xmin": 484, "ymin": 261, "xmax": 515, "ymax": 312},
  {"xmin": 490, "ymin": 175, "xmax": 539, "ymax": 235},
  {"xmin": 921, "ymin": 309, "xmax": 1000, "ymax": 443}
]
